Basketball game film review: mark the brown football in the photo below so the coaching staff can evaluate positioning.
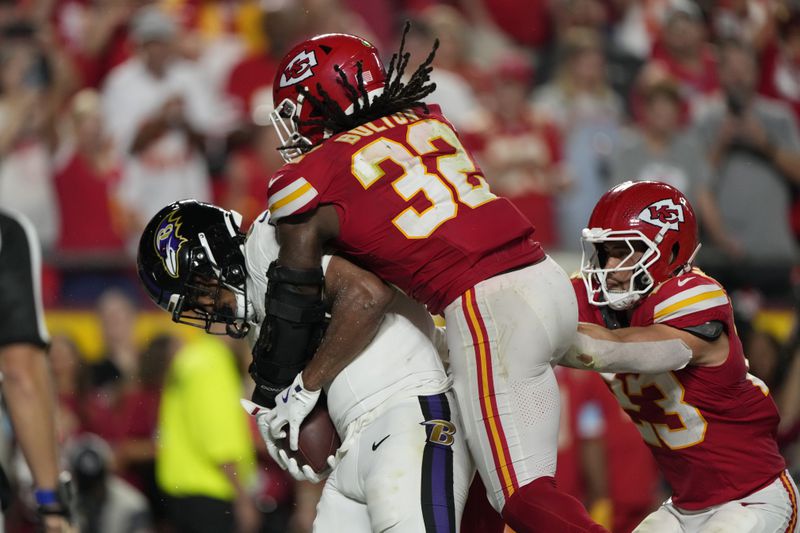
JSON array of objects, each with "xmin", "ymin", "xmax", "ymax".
[{"xmin": 279, "ymin": 396, "xmax": 341, "ymax": 474}]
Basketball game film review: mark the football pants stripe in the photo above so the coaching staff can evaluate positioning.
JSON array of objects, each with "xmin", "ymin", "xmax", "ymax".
[
  {"xmin": 462, "ymin": 288, "xmax": 519, "ymax": 500},
  {"xmin": 419, "ymin": 393, "xmax": 456, "ymax": 533},
  {"xmin": 780, "ymin": 471, "xmax": 798, "ymax": 533}
]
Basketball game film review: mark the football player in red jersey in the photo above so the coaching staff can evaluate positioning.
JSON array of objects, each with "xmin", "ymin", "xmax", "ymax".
[
  {"xmin": 253, "ymin": 26, "xmax": 606, "ymax": 533},
  {"xmin": 573, "ymin": 180, "xmax": 799, "ymax": 532}
]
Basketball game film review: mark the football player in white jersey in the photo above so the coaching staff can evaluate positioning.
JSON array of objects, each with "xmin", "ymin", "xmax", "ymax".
[{"xmin": 136, "ymin": 200, "xmax": 474, "ymax": 532}]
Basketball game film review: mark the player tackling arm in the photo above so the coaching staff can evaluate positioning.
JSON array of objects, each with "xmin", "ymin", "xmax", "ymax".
[
  {"xmin": 576, "ymin": 321, "xmax": 726, "ymax": 367},
  {"xmin": 263, "ymin": 207, "xmax": 395, "ymax": 451},
  {"xmin": 272, "ymin": 206, "xmax": 394, "ymax": 391}
]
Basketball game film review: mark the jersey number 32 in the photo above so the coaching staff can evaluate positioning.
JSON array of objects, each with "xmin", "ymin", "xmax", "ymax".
[{"xmin": 351, "ymin": 119, "xmax": 496, "ymax": 238}]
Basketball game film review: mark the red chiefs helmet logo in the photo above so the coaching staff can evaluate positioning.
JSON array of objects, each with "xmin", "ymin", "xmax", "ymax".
[
  {"xmin": 279, "ymin": 50, "xmax": 318, "ymax": 88},
  {"xmin": 638, "ymin": 198, "xmax": 684, "ymax": 231}
]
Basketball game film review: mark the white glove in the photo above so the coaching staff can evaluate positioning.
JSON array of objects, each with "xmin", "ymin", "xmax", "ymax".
[
  {"xmin": 267, "ymin": 373, "xmax": 321, "ymax": 451},
  {"xmin": 241, "ymin": 398, "xmax": 360, "ymax": 484},
  {"xmin": 240, "ymin": 399, "xmax": 288, "ymax": 470},
  {"xmin": 277, "ymin": 449, "xmax": 327, "ymax": 484}
]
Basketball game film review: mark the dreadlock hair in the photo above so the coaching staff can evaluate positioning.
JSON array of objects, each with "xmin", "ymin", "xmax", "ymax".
[{"xmin": 294, "ymin": 22, "xmax": 439, "ymax": 141}]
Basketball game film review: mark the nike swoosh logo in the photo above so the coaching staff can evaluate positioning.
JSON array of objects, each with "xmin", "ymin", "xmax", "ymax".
[
  {"xmin": 281, "ymin": 389, "xmax": 290, "ymax": 403},
  {"xmin": 677, "ymin": 276, "xmax": 695, "ymax": 287},
  {"xmin": 372, "ymin": 435, "xmax": 390, "ymax": 451},
  {"xmin": 268, "ymin": 176, "xmax": 281, "ymax": 188}
]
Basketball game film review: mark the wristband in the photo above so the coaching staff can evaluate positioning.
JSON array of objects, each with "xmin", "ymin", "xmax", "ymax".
[{"xmin": 34, "ymin": 489, "xmax": 58, "ymax": 506}]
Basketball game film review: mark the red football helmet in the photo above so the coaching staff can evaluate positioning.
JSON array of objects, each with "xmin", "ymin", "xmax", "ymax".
[
  {"xmin": 270, "ymin": 33, "xmax": 387, "ymax": 162},
  {"xmin": 580, "ymin": 180, "xmax": 700, "ymax": 310}
]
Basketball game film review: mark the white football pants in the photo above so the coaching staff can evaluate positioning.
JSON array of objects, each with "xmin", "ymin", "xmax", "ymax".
[
  {"xmin": 634, "ymin": 470, "xmax": 799, "ymax": 532},
  {"xmin": 443, "ymin": 256, "xmax": 578, "ymax": 512},
  {"xmin": 314, "ymin": 391, "xmax": 474, "ymax": 532}
]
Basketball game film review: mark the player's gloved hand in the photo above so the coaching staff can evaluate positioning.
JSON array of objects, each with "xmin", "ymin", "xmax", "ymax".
[
  {"xmin": 240, "ymin": 399, "xmax": 289, "ymax": 470},
  {"xmin": 267, "ymin": 373, "xmax": 321, "ymax": 451},
  {"xmin": 277, "ymin": 450, "xmax": 327, "ymax": 484}
]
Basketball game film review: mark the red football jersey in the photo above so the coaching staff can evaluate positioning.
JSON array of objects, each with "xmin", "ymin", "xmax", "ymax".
[
  {"xmin": 572, "ymin": 271, "xmax": 786, "ymax": 510},
  {"xmin": 267, "ymin": 105, "xmax": 543, "ymax": 314}
]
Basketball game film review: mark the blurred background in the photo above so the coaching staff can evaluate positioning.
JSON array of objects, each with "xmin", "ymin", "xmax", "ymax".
[{"xmin": 1, "ymin": 0, "xmax": 800, "ymax": 531}]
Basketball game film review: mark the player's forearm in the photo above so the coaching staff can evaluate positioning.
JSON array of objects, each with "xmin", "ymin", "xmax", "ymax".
[
  {"xmin": 302, "ymin": 281, "xmax": 394, "ymax": 390},
  {"xmin": 561, "ymin": 323, "xmax": 692, "ymax": 373},
  {"xmin": 0, "ymin": 345, "xmax": 61, "ymax": 489}
]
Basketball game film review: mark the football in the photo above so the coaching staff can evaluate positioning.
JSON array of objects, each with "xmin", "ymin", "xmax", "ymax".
[{"xmin": 279, "ymin": 396, "xmax": 341, "ymax": 474}]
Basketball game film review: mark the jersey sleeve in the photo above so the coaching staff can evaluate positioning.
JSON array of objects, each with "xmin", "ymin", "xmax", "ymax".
[
  {"xmin": 266, "ymin": 167, "xmax": 324, "ymax": 222},
  {"xmin": 0, "ymin": 209, "xmax": 50, "ymax": 348},
  {"xmin": 649, "ymin": 275, "xmax": 731, "ymax": 330}
]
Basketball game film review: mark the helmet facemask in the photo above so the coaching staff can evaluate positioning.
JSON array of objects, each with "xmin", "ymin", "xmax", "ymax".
[
  {"xmin": 580, "ymin": 228, "xmax": 661, "ymax": 311},
  {"xmin": 169, "ymin": 227, "xmax": 250, "ymax": 339},
  {"xmin": 270, "ymin": 97, "xmax": 314, "ymax": 163}
]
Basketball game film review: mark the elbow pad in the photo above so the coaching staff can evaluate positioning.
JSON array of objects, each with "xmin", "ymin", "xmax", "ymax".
[
  {"xmin": 250, "ymin": 261, "xmax": 326, "ymax": 407},
  {"xmin": 559, "ymin": 331, "xmax": 692, "ymax": 374}
]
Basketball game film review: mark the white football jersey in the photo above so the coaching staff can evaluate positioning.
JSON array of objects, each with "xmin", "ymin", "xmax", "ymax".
[{"xmin": 244, "ymin": 211, "xmax": 450, "ymax": 433}]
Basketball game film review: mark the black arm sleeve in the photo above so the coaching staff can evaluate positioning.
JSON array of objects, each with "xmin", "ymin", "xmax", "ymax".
[
  {"xmin": 249, "ymin": 261, "xmax": 326, "ymax": 407},
  {"xmin": 0, "ymin": 210, "xmax": 49, "ymax": 349},
  {"xmin": 681, "ymin": 321, "xmax": 725, "ymax": 341}
]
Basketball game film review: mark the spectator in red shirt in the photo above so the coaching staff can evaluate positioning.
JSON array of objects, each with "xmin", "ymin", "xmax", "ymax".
[
  {"xmin": 759, "ymin": 9, "xmax": 800, "ymax": 125},
  {"xmin": 649, "ymin": 3, "xmax": 719, "ymax": 112},
  {"xmin": 54, "ymin": 89, "xmax": 125, "ymax": 257},
  {"xmin": 224, "ymin": 3, "xmax": 304, "ymax": 124},
  {"xmin": 462, "ymin": 54, "xmax": 566, "ymax": 247}
]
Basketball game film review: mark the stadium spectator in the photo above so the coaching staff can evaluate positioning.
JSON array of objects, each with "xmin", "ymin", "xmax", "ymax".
[
  {"xmin": 115, "ymin": 334, "xmax": 176, "ymax": 529},
  {"xmin": 711, "ymin": 0, "xmax": 776, "ymax": 51},
  {"xmin": 52, "ymin": 0, "xmax": 136, "ymax": 89},
  {"xmin": 48, "ymin": 334, "xmax": 89, "ymax": 444},
  {"xmin": 609, "ymin": 78, "xmax": 713, "ymax": 206},
  {"xmin": 649, "ymin": 3, "xmax": 720, "ymax": 106},
  {"xmin": 53, "ymin": 89, "xmax": 124, "ymax": 259},
  {"xmin": 533, "ymin": 28, "xmax": 623, "ymax": 250},
  {"xmin": 404, "ymin": 9, "xmax": 484, "ymax": 128},
  {"xmin": 66, "ymin": 434, "xmax": 153, "ymax": 533},
  {"xmin": 79, "ymin": 289, "xmax": 140, "ymax": 447},
  {"xmin": 101, "ymin": 5, "xmax": 215, "ymax": 253},
  {"xmin": 224, "ymin": 2, "xmax": 305, "ymax": 125},
  {"xmin": 156, "ymin": 336, "xmax": 259, "ymax": 533},
  {"xmin": 0, "ymin": 19, "xmax": 59, "ymax": 252},
  {"xmin": 759, "ymin": 9, "xmax": 800, "ymax": 125},
  {"xmin": 218, "ymin": 119, "xmax": 283, "ymax": 230},
  {"xmin": 463, "ymin": 54, "xmax": 566, "ymax": 247},
  {"xmin": 695, "ymin": 39, "xmax": 800, "ymax": 299}
]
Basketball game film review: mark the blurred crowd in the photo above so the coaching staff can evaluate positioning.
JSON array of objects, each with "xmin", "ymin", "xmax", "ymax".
[{"xmin": 2, "ymin": 0, "xmax": 800, "ymax": 531}]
